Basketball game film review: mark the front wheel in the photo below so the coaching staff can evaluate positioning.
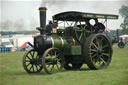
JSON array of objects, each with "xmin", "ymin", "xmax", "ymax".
[
  {"xmin": 82, "ymin": 33, "xmax": 112, "ymax": 70},
  {"xmin": 22, "ymin": 49, "xmax": 43, "ymax": 73}
]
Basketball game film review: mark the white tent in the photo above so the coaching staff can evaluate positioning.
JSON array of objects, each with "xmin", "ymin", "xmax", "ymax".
[
  {"xmin": 119, "ymin": 35, "xmax": 128, "ymax": 44},
  {"xmin": 120, "ymin": 35, "xmax": 128, "ymax": 38}
]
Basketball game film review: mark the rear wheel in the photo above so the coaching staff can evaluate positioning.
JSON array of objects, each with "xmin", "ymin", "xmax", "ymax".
[{"xmin": 83, "ymin": 33, "xmax": 112, "ymax": 70}]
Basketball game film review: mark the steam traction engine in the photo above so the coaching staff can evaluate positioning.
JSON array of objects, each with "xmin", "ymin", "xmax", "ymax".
[{"xmin": 23, "ymin": 7, "xmax": 118, "ymax": 74}]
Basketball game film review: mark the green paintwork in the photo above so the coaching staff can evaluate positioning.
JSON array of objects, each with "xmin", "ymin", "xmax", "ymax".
[
  {"xmin": 51, "ymin": 35, "xmax": 68, "ymax": 49},
  {"xmin": 51, "ymin": 35, "xmax": 81, "ymax": 55},
  {"xmin": 51, "ymin": 36, "xmax": 63, "ymax": 49},
  {"xmin": 51, "ymin": 35, "xmax": 76, "ymax": 50},
  {"xmin": 63, "ymin": 45, "xmax": 81, "ymax": 55}
]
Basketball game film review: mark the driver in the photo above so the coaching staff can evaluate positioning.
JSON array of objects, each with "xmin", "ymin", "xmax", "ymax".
[
  {"xmin": 46, "ymin": 21, "xmax": 56, "ymax": 33},
  {"xmin": 94, "ymin": 19, "xmax": 105, "ymax": 33}
]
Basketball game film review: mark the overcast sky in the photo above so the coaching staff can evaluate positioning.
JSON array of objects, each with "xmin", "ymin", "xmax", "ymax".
[{"xmin": 0, "ymin": 0, "xmax": 128, "ymax": 31}]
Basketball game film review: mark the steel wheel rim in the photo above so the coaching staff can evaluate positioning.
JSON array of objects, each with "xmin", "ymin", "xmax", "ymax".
[
  {"xmin": 89, "ymin": 35, "xmax": 112, "ymax": 69},
  {"xmin": 23, "ymin": 49, "xmax": 43, "ymax": 73},
  {"xmin": 42, "ymin": 48, "xmax": 64, "ymax": 74}
]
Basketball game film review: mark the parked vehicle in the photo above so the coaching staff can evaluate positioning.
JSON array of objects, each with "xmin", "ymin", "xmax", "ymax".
[{"xmin": 23, "ymin": 7, "xmax": 118, "ymax": 74}]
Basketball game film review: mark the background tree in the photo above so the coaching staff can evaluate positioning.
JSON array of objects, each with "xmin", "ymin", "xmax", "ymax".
[{"xmin": 119, "ymin": 5, "xmax": 128, "ymax": 34}]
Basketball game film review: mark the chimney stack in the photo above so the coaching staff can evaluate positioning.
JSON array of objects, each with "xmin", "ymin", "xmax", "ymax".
[{"xmin": 39, "ymin": 7, "xmax": 47, "ymax": 34}]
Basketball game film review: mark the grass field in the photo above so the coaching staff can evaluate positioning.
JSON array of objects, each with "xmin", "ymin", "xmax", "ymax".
[{"xmin": 0, "ymin": 45, "xmax": 128, "ymax": 85}]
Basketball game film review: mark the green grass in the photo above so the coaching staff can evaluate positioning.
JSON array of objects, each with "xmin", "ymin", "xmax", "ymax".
[{"xmin": 0, "ymin": 46, "xmax": 128, "ymax": 85}]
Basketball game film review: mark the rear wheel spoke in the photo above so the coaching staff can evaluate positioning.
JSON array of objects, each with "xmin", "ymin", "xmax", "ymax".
[
  {"xmin": 102, "ymin": 53, "xmax": 110, "ymax": 57},
  {"xmin": 91, "ymin": 53, "xmax": 97, "ymax": 58},
  {"xmin": 96, "ymin": 38, "xmax": 100, "ymax": 47},
  {"xmin": 92, "ymin": 42, "xmax": 98, "ymax": 49},
  {"xmin": 79, "ymin": 32, "xmax": 83, "ymax": 41},
  {"xmin": 100, "ymin": 57, "xmax": 106, "ymax": 65},
  {"xmin": 102, "ymin": 44, "xmax": 108, "ymax": 48},
  {"xmin": 90, "ymin": 49, "xmax": 97, "ymax": 52}
]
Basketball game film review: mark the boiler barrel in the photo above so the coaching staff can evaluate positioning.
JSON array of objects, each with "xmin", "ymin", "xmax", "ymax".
[
  {"xmin": 34, "ymin": 35, "xmax": 76, "ymax": 53},
  {"xmin": 45, "ymin": 35, "xmax": 76, "ymax": 50}
]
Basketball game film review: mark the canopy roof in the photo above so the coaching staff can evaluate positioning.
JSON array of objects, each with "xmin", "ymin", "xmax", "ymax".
[{"xmin": 53, "ymin": 11, "xmax": 118, "ymax": 21}]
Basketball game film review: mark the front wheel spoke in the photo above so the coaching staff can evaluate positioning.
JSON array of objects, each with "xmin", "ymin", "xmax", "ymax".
[
  {"xmin": 47, "ymin": 53, "xmax": 52, "ymax": 57},
  {"xmin": 50, "ymin": 65, "xmax": 54, "ymax": 72},
  {"xmin": 43, "ymin": 48, "xmax": 64, "ymax": 74},
  {"xmin": 56, "ymin": 53, "xmax": 61, "ymax": 57},
  {"xmin": 25, "ymin": 60, "xmax": 30, "ymax": 62},
  {"xmin": 35, "ymin": 65, "xmax": 38, "ymax": 71},
  {"xmin": 26, "ymin": 55, "xmax": 31, "ymax": 60},
  {"xmin": 46, "ymin": 62, "xmax": 52, "ymax": 65},
  {"xmin": 30, "ymin": 65, "xmax": 33, "ymax": 71},
  {"xmin": 57, "ymin": 58, "xmax": 61, "ymax": 61},
  {"xmin": 32, "ymin": 65, "xmax": 34, "ymax": 72},
  {"xmin": 33, "ymin": 51, "xmax": 35, "ymax": 57},
  {"xmin": 30, "ymin": 52, "xmax": 34, "ymax": 58},
  {"xmin": 47, "ymin": 64, "xmax": 51, "ymax": 68},
  {"xmin": 56, "ymin": 64, "xmax": 59, "ymax": 69},
  {"xmin": 45, "ymin": 57, "xmax": 51, "ymax": 60},
  {"xmin": 38, "ymin": 64, "xmax": 41, "ymax": 67},
  {"xmin": 26, "ymin": 63, "xmax": 31, "ymax": 67}
]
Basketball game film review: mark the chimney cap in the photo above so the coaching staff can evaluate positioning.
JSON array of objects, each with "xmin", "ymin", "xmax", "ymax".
[{"xmin": 39, "ymin": 7, "xmax": 47, "ymax": 11}]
